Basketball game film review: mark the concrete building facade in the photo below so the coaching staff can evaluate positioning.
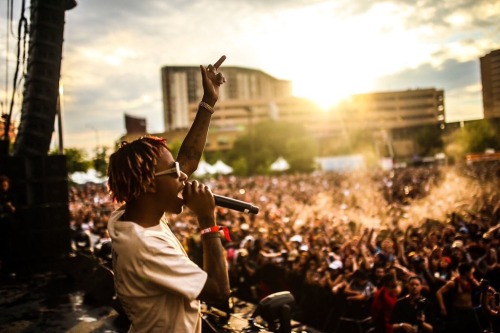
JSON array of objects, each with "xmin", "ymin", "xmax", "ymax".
[
  {"xmin": 339, "ymin": 88, "xmax": 445, "ymax": 157},
  {"xmin": 140, "ymin": 66, "xmax": 445, "ymax": 157},
  {"xmin": 343, "ymin": 88, "xmax": 445, "ymax": 130},
  {"xmin": 161, "ymin": 66, "xmax": 292, "ymax": 131},
  {"xmin": 480, "ymin": 49, "xmax": 500, "ymax": 119}
]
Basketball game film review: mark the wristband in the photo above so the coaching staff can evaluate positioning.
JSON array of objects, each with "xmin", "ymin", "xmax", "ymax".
[
  {"xmin": 199, "ymin": 101, "xmax": 215, "ymax": 114},
  {"xmin": 200, "ymin": 225, "xmax": 231, "ymax": 242}
]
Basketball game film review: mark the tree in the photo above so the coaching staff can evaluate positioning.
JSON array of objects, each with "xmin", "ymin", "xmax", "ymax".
[
  {"xmin": 60, "ymin": 148, "xmax": 91, "ymax": 173},
  {"xmin": 285, "ymin": 136, "xmax": 317, "ymax": 172},
  {"xmin": 228, "ymin": 120, "xmax": 317, "ymax": 175},
  {"xmin": 413, "ymin": 125, "xmax": 444, "ymax": 156},
  {"xmin": 93, "ymin": 147, "xmax": 108, "ymax": 176},
  {"xmin": 445, "ymin": 119, "xmax": 500, "ymax": 161}
]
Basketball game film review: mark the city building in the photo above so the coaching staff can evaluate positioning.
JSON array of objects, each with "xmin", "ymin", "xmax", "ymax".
[
  {"xmin": 480, "ymin": 49, "xmax": 500, "ymax": 119},
  {"xmin": 338, "ymin": 88, "xmax": 445, "ymax": 156},
  {"xmin": 161, "ymin": 66, "xmax": 292, "ymax": 131},
  {"xmin": 342, "ymin": 88, "xmax": 445, "ymax": 130},
  {"xmin": 120, "ymin": 66, "xmax": 446, "ymax": 158}
]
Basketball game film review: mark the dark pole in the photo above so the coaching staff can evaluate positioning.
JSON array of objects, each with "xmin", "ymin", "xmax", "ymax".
[{"xmin": 57, "ymin": 91, "xmax": 64, "ymax": 154}]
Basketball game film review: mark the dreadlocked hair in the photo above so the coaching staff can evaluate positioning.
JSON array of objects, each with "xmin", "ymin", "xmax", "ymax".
[{"xmin": 107, "ymin": 136, "xmax": 169, "ymax": 203}]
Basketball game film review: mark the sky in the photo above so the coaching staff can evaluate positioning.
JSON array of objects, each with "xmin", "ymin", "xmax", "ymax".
[{"xmin": 1, "ymin": 0, "xmax": 499, "ymax": 155}]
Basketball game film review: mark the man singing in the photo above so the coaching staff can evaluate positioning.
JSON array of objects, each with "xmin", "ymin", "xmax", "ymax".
[{"xmin": 107, "ymin": 56, "xmax": 230, "ymax": 333}]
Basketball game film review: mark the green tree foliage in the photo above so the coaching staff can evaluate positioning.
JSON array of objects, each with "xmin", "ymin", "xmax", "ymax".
[
  {"xmin": 61, "ymin": 148, "xmax": 91, "ymax": 173},
  {"xmin": 204, "ymin": 150, "xmax": 228, "ymax": 165},
  {"xmin": 230, "ymin": 156, "xmax": 249, "ymax": 176},
  {"xmin": 285, "ymin": 136, "xmax": 318, "ymax": 172},
  {"xmin": 93, "ymin": 147, "xmax": 108, "ymax": 176},
  {"xmin": 50, "ymin": 147, "xmax": 111, "ymax": 175},
  {"xmin": 445, "ymin": 119, "xmax": 500, "ymax": 161},
  {"xmin": 227, "ymin": 120, "xmax": 318, "ymax": 175},
  {"xmin": 319, "ymin": 129, "xmax": 375, "ymax": 160},
  {"xmin": 413, "ymin": 125, "xmax": 444, "ymax": 156}
]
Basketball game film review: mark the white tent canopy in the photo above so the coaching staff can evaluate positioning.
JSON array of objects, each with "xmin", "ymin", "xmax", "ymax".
[
  {"xmin": 194, "ymin": 160, "xmax": 215, "ymax": 177},
  {"xmin": 70, "ymin": 169, "xmax": 107, "ymax": 184},
  {"xmin": 270, "ymin": 157, "xmax": 290, "ymax": 171},
  {"xmin": 212, "ymin": 160, "xmax": 233, "ymax": 175}
]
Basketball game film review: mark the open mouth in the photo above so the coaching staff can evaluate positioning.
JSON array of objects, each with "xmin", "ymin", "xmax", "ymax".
[{"xmin": 177, "ymin": 186, "xmax": 184, "ymax": 201}]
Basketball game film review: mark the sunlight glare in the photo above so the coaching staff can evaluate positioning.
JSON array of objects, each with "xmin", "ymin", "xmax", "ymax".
[
  {"xmin": 252, "ymin": 2, "xmax": 433, "ymax": 110},
  {"xmin": 292, "ymin": 77, "xmax": 368, "ymax": 110}
]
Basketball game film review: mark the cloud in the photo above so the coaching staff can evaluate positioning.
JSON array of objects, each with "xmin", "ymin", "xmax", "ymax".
[
  {"xmin": 1, "ymin": 0, "xmax": 499, "ymax": 153},
  {"xmin": 375, "ymin": 58, "xmax": 480, "ymax": 91},
  {"xmin": 374, "ymin": 58, "xmax": 483, "ymax": 121},
  {"xmin": 392, "ymin": 0, "xmax": 499, "ymax": 28}
]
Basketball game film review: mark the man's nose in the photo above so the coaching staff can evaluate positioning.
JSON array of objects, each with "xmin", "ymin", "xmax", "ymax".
[{"xmin": 179, "ymin": 171, "xmax": 188, "ymax": 181}]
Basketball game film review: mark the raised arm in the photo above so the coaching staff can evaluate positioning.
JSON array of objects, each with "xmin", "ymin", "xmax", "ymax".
[
  {"xmin": 436, "ymin": 280, "xmax": 454, "ymax": 317},
  {"xmin": 177, "ymin": 55, "xmax": 226, "ymax": 176}
]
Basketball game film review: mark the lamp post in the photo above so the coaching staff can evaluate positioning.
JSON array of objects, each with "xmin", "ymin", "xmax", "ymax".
[{"xmin": 86, "ymin": 124, "xmax": 99, "ymax": 157}]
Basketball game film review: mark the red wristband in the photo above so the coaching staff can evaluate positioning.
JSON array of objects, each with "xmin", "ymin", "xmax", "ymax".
[{"xmin": 200, "ymin": 225, "xmax": 231, "ymax": 242}]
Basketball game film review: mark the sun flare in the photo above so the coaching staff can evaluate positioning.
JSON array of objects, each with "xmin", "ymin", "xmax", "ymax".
[
  {"xmin": 292, "ymin": 79, "xmax": 359, "ymax": 110},
  {"xmin": 262, "ymin": 2, "xmax": 424, "ymax": 111}
]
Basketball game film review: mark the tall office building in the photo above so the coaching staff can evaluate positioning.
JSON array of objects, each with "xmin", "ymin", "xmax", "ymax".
[
  {"xmin": 480, "ymin": 49, "xmax": 500, "ymax": 119},
  {"xmin": 161, "ymin": 66, "xmax": 292, "ymax": 131},
  {"xmin": 344, "ymin": 88, "xmax": 445, "ymax": 130},
  {"xmin": 333, "ymin": 88, "xmax": 445, "ymax": 156},
  {"xmin": 153, "ymin": 66, "xmax": 446, "ymax": 157}
]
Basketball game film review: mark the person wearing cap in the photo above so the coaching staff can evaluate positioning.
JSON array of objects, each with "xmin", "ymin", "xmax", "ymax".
[
  {"xmin": 107, "ymin": 56, "xmax": 230, "ymax": 333},
  {"xmin": 448, "ymin": 239, "xmax": 467, "ymax": 270},
  {"xmin": 437, "ymin": 256, "xmax": 452, "ymax": 282}
]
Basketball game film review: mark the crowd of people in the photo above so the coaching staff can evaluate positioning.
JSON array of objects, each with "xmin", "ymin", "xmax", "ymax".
[{"xmin": 68, "ymin": 161, "xmax": 500, "ymax": 333}]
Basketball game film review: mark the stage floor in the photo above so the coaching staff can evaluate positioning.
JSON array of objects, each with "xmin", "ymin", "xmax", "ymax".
[
  {"xmin": 0, "ymin": 271, "xmax": 128, "ymax": 333},
  {"xmin": 0, "ymin": 258, "xmax": 322, "ymax": 333}
]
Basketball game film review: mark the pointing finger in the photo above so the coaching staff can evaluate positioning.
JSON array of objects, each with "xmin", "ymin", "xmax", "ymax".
[{"xmin": 214, "ymin": 55, "xmax": 226, "ymax": 69}]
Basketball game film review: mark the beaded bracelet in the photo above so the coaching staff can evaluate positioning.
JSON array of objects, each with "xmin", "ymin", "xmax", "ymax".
[{"xmin": 199, "ymin": 101, "xmax": 215, "ymax": 114}]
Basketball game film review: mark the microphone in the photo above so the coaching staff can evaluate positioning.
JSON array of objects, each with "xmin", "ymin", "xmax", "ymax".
[{"xmin": 213, "ymin": 194, "xmax": 259, "ymax": 214}]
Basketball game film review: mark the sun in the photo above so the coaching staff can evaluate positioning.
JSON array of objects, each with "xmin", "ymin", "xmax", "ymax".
[
  {"xmin": 292, "ymin": 79, "xmax": 353, "ymax": 111},
  {"xmin": 252, "ymin": 2, "xmax": 430, "ymax": 111}
]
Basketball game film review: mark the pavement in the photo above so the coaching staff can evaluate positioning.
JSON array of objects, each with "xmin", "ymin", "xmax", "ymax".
[{"xmin": 0, "ymin": 256, "xmax": 129, "ymax": 333}]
